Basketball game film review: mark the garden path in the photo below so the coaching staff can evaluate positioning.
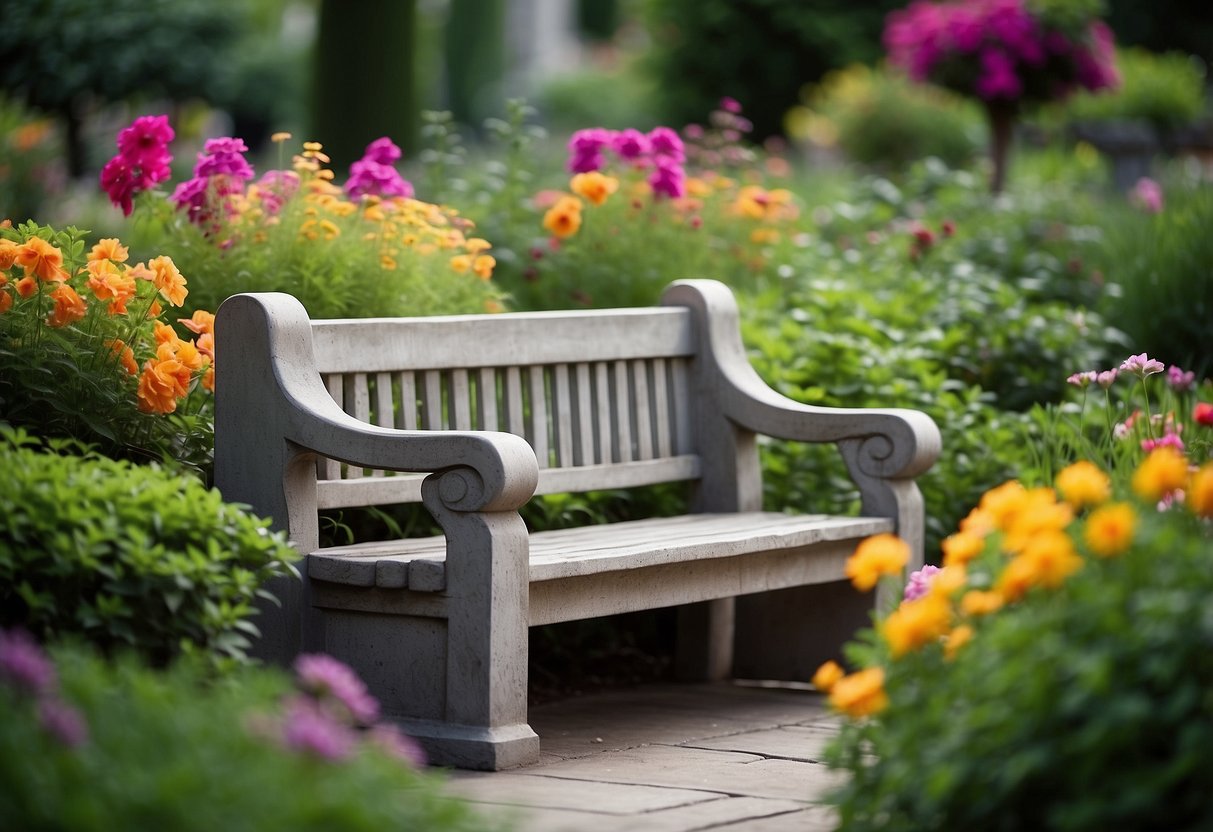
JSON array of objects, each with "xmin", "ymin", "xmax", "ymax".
[{"xmin": 443, "ymin": 682, "xmax": 842, "ymax": 831}]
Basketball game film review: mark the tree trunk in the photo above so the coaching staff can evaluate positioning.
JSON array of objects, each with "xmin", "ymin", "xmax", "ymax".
[{"xmin": 987, "ymin": 103, "xmax": 1016, "ymax": 195}]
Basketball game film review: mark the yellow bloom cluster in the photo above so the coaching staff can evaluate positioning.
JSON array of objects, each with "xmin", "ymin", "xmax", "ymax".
[{"xmin": 821, "ymin": 451, "xmax": 1213, "ymax": 720}]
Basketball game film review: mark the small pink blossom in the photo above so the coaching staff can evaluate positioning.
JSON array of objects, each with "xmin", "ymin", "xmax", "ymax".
[
  {"xmin": 719, "ymin": 97, "xmax": 742, "ymax": 113},
  {"xmin": 1157, "ymin": 489, "xmax": 1185, "ymax": 513},
  {"xmin": 1121, "ymin": 353, "xmax": 1165, "ymax": 377},
  {"xmin": 1096, "ymin": 369, "xmax": 1119, "ymax": 389},
  {"xmin": 294, "ymin": 653, "xmax": 380, "ymax": 725},
  {"xmin": 1067, "ymin": 371, "xmax": 1098, "ymax": 388},
  {"xmin": 368, "ymin": 723, "xmax": 427, "ymax": 767},
  {"xmin": 37, "ymin": 698, "xmax": 88, "ymax": 748},
  {"xmin": 0, "ymin": 629, "xmax": 56, "ymax": 695},
  {"xmin": 282, "ymin": 695, "xmax": 356, "ymax": 760},
  {"xmin": 647, "ymin": 127, "xmax": 685, "ymax": 163},
  {"xmin": 1141, "ymin": 431, "xmax": 1185, "ymax": 453},
  {"xmin": 903, "ymin": 565, "xmax": 942, "ymax": 602},
  {"xmin": 1130, "ymin": 177, "xmax": 1164, "ymax": 213},
  {"xmin": 1166, "ymin": 365, "xmax": 1195, "ymax": 392},
  {"xmin": 611, "ymin": 128, "xmax": 650, "ymax": 160}
]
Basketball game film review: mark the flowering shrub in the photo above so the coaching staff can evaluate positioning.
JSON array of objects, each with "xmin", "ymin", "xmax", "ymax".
[
  {"xmin": 99, "ymin": 117, "xmax": 504, "ymax": 321},
  {"xmin": 0, "ymin": 220, "xmax": 213, "ymax": 469},
  {"xmin": 0, "ymin": 638, "xmax": 491, "ymax": 831},
  {"xmin": 819, "ymin": 443, "xmax": 1213, "ymax": 829},
  {"xmin": 0, "ymin": 427, "xmax": 298, "ymax": 665}
]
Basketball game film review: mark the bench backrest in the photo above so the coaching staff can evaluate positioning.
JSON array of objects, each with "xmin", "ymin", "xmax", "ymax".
[{"xmin": 309, "ymin": 306, "xmax": 704, "ymax": 510}]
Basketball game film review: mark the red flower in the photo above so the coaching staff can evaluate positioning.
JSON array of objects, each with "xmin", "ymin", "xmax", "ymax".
[{"xmin": 1194, "ymin": 402, "xmax": 1213, "ymax": 427}]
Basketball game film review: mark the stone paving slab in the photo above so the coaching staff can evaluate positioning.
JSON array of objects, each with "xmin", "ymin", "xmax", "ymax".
[{"xmin": 444, "ymin": 682, "xmax": 843, "ymax": 830}]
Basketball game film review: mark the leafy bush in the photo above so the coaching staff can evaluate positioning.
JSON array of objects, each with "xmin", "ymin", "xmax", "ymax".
[
  {"xmin": 822, "ymin": 446, "xmax": 1213, "ymax": 831},
  {"xmin": 0, "ymin": 96, "xmax": 65, "ymax": 223},
  {"xmin": 0, "ymin": 221, "xmax": 214, "ymax": 472},
  {"xmin": 0, "ymin": 640, "xmax": 495, "ymax": 831},
  {"xmin": 787, "ymin": 64, "xmax": 983, "ymax": 170},
  {"xmin": 1096, "ymin": 180, "xmax": 1213, "ymax": 378},
  {"xmin": 0, "ymin": 428, "xmax": 298, "ymax": 664},
  {"xmin": 1062, "ymin": 48, "xmax": 1207, "ymax": 131}
]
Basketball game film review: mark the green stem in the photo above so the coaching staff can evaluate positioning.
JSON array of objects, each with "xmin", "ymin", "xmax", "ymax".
[{"xmin": 1140, "ymin": 377, "xmax": 1155, "ymax": 441}]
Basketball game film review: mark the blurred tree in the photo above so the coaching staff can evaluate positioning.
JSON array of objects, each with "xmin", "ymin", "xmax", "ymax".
[
  {"xmin": 443, "ymin": 0, "xmax": 506, "ymax": 131},
  {"xmin": 0, "ymin": 0, "xmax": 239, "ymax": 177},
  {"xmin": 642, "ymin": 0, "xmax": 905, "ymax": 141},
  {"xmin": 578, "ymin": 0, "xmax": 622, "ymax": 42},
  {"xmin": 1106, "ymin": 0, "xmax": 1213, "ymax": 72},
  {"xmin": 311, "ymin": 0, "xmax": 417, "ymax": 169}
]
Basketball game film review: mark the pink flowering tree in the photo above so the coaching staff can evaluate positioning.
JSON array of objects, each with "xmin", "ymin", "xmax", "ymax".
[{"xmin": 883, "ymin": 0, "xmax": 1119, "ymax": 192}]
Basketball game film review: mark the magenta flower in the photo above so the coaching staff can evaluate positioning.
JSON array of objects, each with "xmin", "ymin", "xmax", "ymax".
[
  {"xmin": 647, "ymin": 127, "xmax": 685, "ymax": 163},
  {"xmin": 1141, "ymin": 430, "xmax": 1185, "ymax": 453},
  {"xmin": 194, "ymin": 138, "xmax": 255, "ymax": 181},
  {"xmin": 1167, "ymin": 365, "xmax": 1195, "ymax": 392},
  {"xmin": 719, "ymin": 97, "xmax": 742, "ymax": 114},
  {"xmin": 611, "ymin": 128, "xmax": 650, "ymax": 161},
  {"xmin": 903, "ymin": 564, "xmax": 942, "ymax": 602},
  {"xmin": 567, "ymin": 128, "xmax": 615, "ymax": 173},
  {"xmin": 282, "ymin": 695, "xmax": 356, "ymax": 761},
  {"xmin": 1120, "ymin": 353, "xmax": 1165, "ymax": 377},
  {"xmin": 100, "ymin": 114, "xmax": 175, "ymax": 215},
  {"xmin": 1130, "ymin": 177, "xmax": 1164, "ymax": 213},
  {"xmin": 368, "ymin": 723, "xmax": 427, "ymax": 767},
  {"xmin": 363, "ymin": 137, "xmax": 403, "ymax": 166},
  {"xmin": 345, "ymin": 159, "xmax": 414, "ymax": 200},
  {"xmin": 0, "ymin": 629, "xmax": 56, "ymax": 695},
  {"xmin": 294, "ymin": 653, "xmax": 380, "ymax": 725},
  {"xmin": 648, "ymin": 161, "xmax": 686, "ymax": 199},
  {"xmin": 37, "ymin": 698, "xmax": 89, "ymax": 748}
]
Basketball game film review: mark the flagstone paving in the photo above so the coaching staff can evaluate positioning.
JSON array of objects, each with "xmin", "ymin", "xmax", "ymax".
[{"xmin": 443, "ymin": 682, "xmax": 843, "ymax": 831}]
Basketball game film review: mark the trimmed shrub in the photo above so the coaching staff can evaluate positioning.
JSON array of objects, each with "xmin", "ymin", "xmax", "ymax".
[{"xmin": 0, "ymin": 428, "xmax": 298, "ymax": 664}]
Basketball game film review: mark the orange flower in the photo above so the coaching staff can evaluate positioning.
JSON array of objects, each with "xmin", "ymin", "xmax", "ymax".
[
  {"xmin": 154, "ymin": 320, "xmax": 180, "ymax": 346},
  {"xmin": 0, "ymin": 238, "xmax": 19, "ymax": 269},
  {"xmin": 15, "ymin": 276, "xmax": 37, "ymax": 298},
  {"xmin": 944, "ymin": 624, "xmax": 974, "ymax": 660},
  {"xmin": 159, "ymin": 337, "xmax": 205, "ymax": 371},
  {"xmin": 542, "ymin": 196, "xmax": 583, "ymax": 239},
  {"xmin": 106, "ymin": 339, "xmax": 139, "ymax": 376},
  {"xmin": 449, "ymin": 254, "xmax": 471, "ymax": 274},
  {"xmin": 47, "ymin": 284, "xmax": 86, "ymax": 327},
  {"xmin": 811, "ymin": 660, "xmax": 845, "ymax": 693},
  {"xmin": 844, "ymin": 533, "xmax": 909, "ymax": 591},
  {"xmin": 960, "ymin": 589, "xmax": 1004, "ymax": 617},
  {"xmin": 941, "ymin": 529, "xmax": 985, "ymax": 567},
  {"xmin": 15, "ymin": 236, "xmax": 68, "ymax": 282},
  {"xmin": 1131, "ymin": 447, "xmax": 1189, "ymax": 501},
  {"xmin": 137, "ymin": 357, "xmax": 192, "ymax": 414},
  {"xmin": 178, "ymin": 310, "xmax": 215, "ymax": 336},
  {"xmin": 882, "ymin": 593, "xmax": 952, "ymax": 658},
  {"xmin": 1083, "ymin": 502, "xmax": 1137, "ymax": 557},
  {"xmin": 1187, "ymin": 464, "xmax": 1213, "ymax": 518},
  {"xmin": 570, "ymin": 171, "xmax": 619, "ymax": 206},
  {"xmin": 88, "ymin": 238, "xmax": 129, "ymax": 264},
  {"xmin": 829, "ymin": 667, "xmax": 887, "ymax": 718},
  {"xmin": 472, "ymin": 254, "xmax": 495, "ymax": 280},
  {"xmin": 195, "ymin": 331, "xmax": 215, "ymax": 362},
  {"xmin": 201, "ymin": 365, "xmax": 215, "ymax": 392},
  {"xmin": 0, "ymin": 290, "xmax": 11, "ymax": 314},
  {"xmin": 147, "ymin": 256, "xmax": 187, "ymax": 307},
  {"xmin": 86, "ymin": 262, "xmax": 137, "ymax": 315},
  {"xmin": 1055, "ymin": 460, "xmax": 1111, "ymax": 509}
]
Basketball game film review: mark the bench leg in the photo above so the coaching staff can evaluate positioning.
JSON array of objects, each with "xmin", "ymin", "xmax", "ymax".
[{"xmin": 674, "ymin": 598, "xmax": 735, "ymax": 681}]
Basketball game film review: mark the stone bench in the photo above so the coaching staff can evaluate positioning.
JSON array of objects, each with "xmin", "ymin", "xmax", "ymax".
[{"xmin": 214, "ymin": 279, "xmax": 940, "ymax": 770}]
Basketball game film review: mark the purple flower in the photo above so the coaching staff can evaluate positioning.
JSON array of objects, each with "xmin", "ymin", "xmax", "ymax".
[
  {"xmin": 1121, "ymin": 353, "xmax": 1165, "ymax": 377},
  {"xmin": 256, "ymin": 170, "xmax": 301, "ymax": 215},
  {"xmin": 282, "ymin": 695, "xmax": 356, "ymax": 761},
  {"xmin": 648, "ymin": 161, "xmax": 685, "ymax": 199},
  {"xmin": 194, "ymin": 138, "xmax": 255, "ymax": 181},
  {"xmin": 567, "ymin": 128, "xmax": 615, "ymax": 172},
  {"xmin": 37, "ymin": 698, "xmax": 88, "ymax": 748},
  {"xmin": 363, "ymin": 137, "xmax": 403, "ymax": 166},
  {"xmin": 116, "ymin": 114, "xmax": 174, "ymax": 172},
  {"xmin": 170, "ymin": 176, "xmax": 210, "ymax": 215},
  {"xmin": 903, "ymin": 565, "xmax": 942, "ymax": 602},
  {"xmin": 568, "ymin": 150, "xmax": 605, "ymax": 174},
  {"xmin": 345, "ymin": 159, "xmax": 413, "ymax": 200},
  {"xmin": 0, "ymin": 629, "xmax": 56, "ymax": 695},
  {"xmin": 647, "ymin": 127, "xmax": 685, "ymax": 163},
  {"xmin": 1066, "ymin": 371, "xmax": 1098, "ymax": 389},
  {"xmin": 294, "ymin": 654, "xmax": 380, "ymax": 725},
  {"xmin": 368, "ymin": 723, "xmax": 427, "ymax": 767},
  {"xmin": 976, "ymin": 48, "xmax": 1023, "ymax": 100},
  {"xmin": 611, "ymin": 128, "xmax": 650, "ymax": 160},
  {"xmin": 1167, "ymin": 365, "xmax": 1196, "ymax": 392}
]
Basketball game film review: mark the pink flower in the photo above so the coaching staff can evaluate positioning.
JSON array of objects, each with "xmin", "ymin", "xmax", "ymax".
[
  {"xmin": 1130, "ymin": 177, "xmax": 1164, "ymax": 213},
  {"xmin": 100, "ymin": 114, "xmax": 175, "ymax": 214},
  {"xmin": 194, "ymin": 138, "xmax": 255, "ymax": 181},
  {"xmin": 647, "ymin": 127, "xmax": 685, "ymax": 163},
  {"xmin": 648, "ymin": 161, "xmax": 686, "ymax": 199},
  {"xmin": 282, "ymin": 695, "xmax": 356, "ymax": 761},
  {"xmin": 37, "ymin": 698, "xmax": 89, "ymax": 748},
  {"xmin": 1141, "ymin": 430, "xmax": 1185, "ymax": 453},
  {"xmin": 345, "ymin": 159, "xmax": 413, "ymax": 200},
  {"xmin": 1096, "ymin": 369, "xmax": 1119, "ymax": 388},
  {"xmin": 1166, "ymin": 365, "xmax": 1195, "ymax": 392},
  {"xmin": 294, "ymin": 653, "xmax": 380, "ymax": 725},
  {"xmin": 1067, "ymin": 371, "xmax": 1098, "ymax": 388},
  {"xmin": 719, "ymin": 97, "xmax": 743, "ymax": 114},
  {"xmin": 1195, "ymin": 402, "xmax": 1213, "ymax": 427},
  {"xmin": 612, "ymin": 128, "xmax": 651, "ymax": 160},
  {"xmin": 903, "ymin": 565, "xmax": 942, "ymax": 602},
  {"xmin": 363, "ymin": 137, "xmax": 403, "ymax": 166},
  {"xmin": 0, "ymin": 629, "xmax": 56, "ymax": 695},
  {"xmin": 976, "ymin": 48, "xmax": 1023, "ymax": 100},
  {"xmin": 567, "ymin": 128, "xmax": 615, "ymax": 173},
  {"xmin": 1120, "ymin": 353, "xmax": 1165, "ymax": 377},
  {"xmin": 368, "ymin": 723, "xmax": 427, "ymax": 767}
]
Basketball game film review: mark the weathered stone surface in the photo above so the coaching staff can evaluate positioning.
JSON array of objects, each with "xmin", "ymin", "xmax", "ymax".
[
  {"xmin": 445, "ymin": 772, "xmax": 716, "ymax": 814},
  {"xmin": 713, "ymin": 805, "xmax": 840, "ymax": 831},
  {"xmin": 469, "ymin": 797, "xmax": 811, "ymax": 832},
  {"xmin": 681, "ymin": 725, "xmax": 841, "ymax": 762}
]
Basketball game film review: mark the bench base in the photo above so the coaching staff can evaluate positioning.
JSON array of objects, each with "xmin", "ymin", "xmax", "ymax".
[{"xmin": 395, "ymin": 717, "xmax": 540, "ymax": 770}]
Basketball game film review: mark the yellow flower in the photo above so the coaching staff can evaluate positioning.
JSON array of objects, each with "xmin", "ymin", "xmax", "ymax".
[
  {"xmin": 928, "ymin": 564, "xmax": 967, "ymax": 598},
  {"xmin": 828, "ymin": 667, "xmax": 887, "ymax": 718},
  {"xmin": 380, "ymin": 254, "xmax": 397, "ymax": 270},
  {"xmin": 271, "ymin": 132, "xmax": 292, "ymax": 143},
  {"xmin": 811, "ymin": 660, "xmax": 845, "ymax": 693},
  {"xmin": 749, "ymin": 228, "xmax": 780, "ymax": 245},
  {"xmin": 997, "ymin": 531, "xmax": 1082, "ymax": 601},
  {"xmin": 1083, "ymin": 502, "xmax": 1137, "ymax": 557},
  {"xmin": 1132, "ymin": 447, "xmax": 1189, "ymax": 501},
  {"xmin": 844, "ymin": 533, "xmax": 909, "ymax": 592},
  {"xmin": 449, "ymin": 254, "xmax": 471, "ymax": 274},
  {"xmin": 978, "ymin": 480, "xmax": 1028, "ymax": 530},
  {"xmin": 684, "ymin": 177, "xmax": 712, "ymax": 197},
  {"xmin": 472, "ymin": 254, "xmax": 495, "ymax": 280},
  {"xmin": 1055, "ymin": 460, "xmax": 1111, "ymax": 508},
  {"xmin": 958, "ymin": 506, "xmax": 996, "ymax": 537},
  {"xmin": 1188, "ymin": 464, "xmax": 1213, "ymax": 518},
  {"xmin": 1001, "ymin": 489, "xmax": 1073, "ymax": 554},
  {"xmin": 944, "ymin": 624, "xmax": 973, "ymax": 660},
  {"xmin": 941, "ymin": 529, "xmax": 985, "ymax": 567},
  {"xmin": 465, "ymin": 237, "xmax": 492, "ymax": 254},
  {"xmin": 570, "ymin": 171, "xmax": 619, "ymax": 206},
  {"xmin": 960, "ymin": 589, "xmax": 1004, "ymax": 617},
  {"xmin": 882, "ymin": 593, "xmax": 952, "ymax": 658}
]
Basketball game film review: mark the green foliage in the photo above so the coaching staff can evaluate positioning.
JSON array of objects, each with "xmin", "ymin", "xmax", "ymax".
[
  {"xmin": 1062, "ymin": 48, "xmax": 1207, "ymax": 131},
  {"xmin": 789, "ymin": 64, "xmax": 984, "ymax": 170},
  {"xmin": 0, "ymin": 428, "xmax": 299, "ymax": 665},
  {"xmin": 0, "ymin": 221, "xmax": 214, "ymax": 473},
  {"xmin": 0, "ymin": 645, "xmax": 495, "ymax": 831},
  {"xmin": 1095, "ymin": 180, "xmax": 1213, "ymax": 378},
  {"xmin": 641, "ymin": 0, "xmax": 905, "ymax": 140},
  {"xmin": 0, "ymin": 96, "xmax": 65, "ymax": 223},
  {"xmin": 537, "ymin": 63, "xmax": 661, "ymax": 133},
  {"xmin": 827, "ymin": 501, "xmax": 1213, "ymax": 831}
]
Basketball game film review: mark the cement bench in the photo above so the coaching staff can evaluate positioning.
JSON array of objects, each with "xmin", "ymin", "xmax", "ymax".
[{"xmin": 214, "ymin": 279, "xmax": 940, "ymax": 770}]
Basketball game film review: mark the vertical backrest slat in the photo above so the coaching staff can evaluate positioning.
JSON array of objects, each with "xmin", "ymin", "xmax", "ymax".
[
  {"xmin": 594, "ymin": 362, "xmax": 612, "ymax": 464},
  {"xmin": 321, "ymin": 374, "xmax": 344, "ymax": 479},
  {"xmin": 344, "ymin": 373, "xmax": 370, "ymax": 478},
  {"xmin": 374, "ymin": 372, "xmax": 394, "ymax": 428},
  {"xmin": 652, "ymin": 358, "xmax": 672, "ymax": 458},
  {"xmin": 397, "ymin": 371, "xmax": 418, "ymax": 430},
  {"xmin": 632, "ymin": 360, "xmax": 653, "ymax": 461},
  {"xmin": 477, "ymin": 368, "xmax": 499, "ymax": 432},
  {"xmin": 504, "ymin": 366, "xmax": 525, "ymax": 436},
  {"xmin": 575, "ymin": 363, "xmax": 594, "ymax": 467},
  {"xmin": 449, "ymin": 369, "xmax": 472, "ymax": 430},
  {"xmin": 552, "ymin": 363, "xmax": 574, "ymax": 467},
  {"xmin": 528, "ymin": 366, "xmax": 550, "ymax": 468},
  {"xmin": 421, "ymin": 370, "xmax": 443, "ymax": 429},
  {"xmin": 613, "ymin": 360, "xmax": 633, "ymax": 463},
  {"xmin": 671, "ymin": 358, "xmax": 693, "ymax": 455}
]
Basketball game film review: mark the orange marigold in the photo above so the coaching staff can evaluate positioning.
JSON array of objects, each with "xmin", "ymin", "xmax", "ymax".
[
  {"xmin": 178, "ymin": 310, "xmax": 215, "ymax": 337},
  {"xmin": 147, "ymin": 256, "xmax": 188, "ymax": 307},
  {"xmin": 472, "ymin": 254, "xmax": 495, "ymax": 280},
  {"xmin": 88, "ymin": 238, "xmax": 129, "ymax": 264},
  {"xmin": 137, "ymin": 358, "xmax": 192, "ymax": 414},
  {"xmin": 47, "ymin": 284, "xmax": 86, "ymax": 327},
  {"xmin": 1188, "ymin": 464, "xmax": 1213, "ymax": 518},
  {"xmin": 0, "ymin": 238, "xmax": 19, "ymax": 269},
  {"xmin": 106, "ymin": 339, "xmax": 139, "ymax": 376},
  {"xmin": 15, "ymin": 276, "xmax": 37, "ymax": 298},
  {"xmin": 829, "ymin": 667, "xmax": 888, "ymax": 718},
  {"xmin": 1055, "ymin": 460, "xmax": 1111, "ymax": 509},
  {"xmin": 844, "ymin": 533, "xmax": 910, "ymax": 592},
  {"xmin": 1083, "ymin": 502, "xmax": 1138, "ymax": 557},
  {"xmin": 86, "ymin": 263, "xmax": 137, "ymax": 315},
  {"xmin": 811, "ymin": 660, "xmax": 845, "ymax": 693},
  {"xmin": 0, "ymin": 290, "xmax": 11, "ymax": 314},
  {"xmin": 570, "ymin": 171, "xmax": 619, "ymax": 206},
  {"xmin": 1131, "ymin": 447, "xmax": 1189, "ymax": 502},
  {"xmin": 882, "ymin": 593, "xmax": 952, "ymax": 658},
  {"xmin": 542, "ymin": 196, "xmax": 583, "ymax": 239},
  {"xmin": 941, "ymin": 529, "xmax": 985, "ymax": 567},
  {"xmin": 960, "ymin": 589, "xmax": 1004, "ymax": 617},
  {"xmin": 15, "ymin": 236, "xmax": 68, "ymax": 282},
  {"xmin": 944, "ymin": 624, "xmax": 974, "ymax": 660}
]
